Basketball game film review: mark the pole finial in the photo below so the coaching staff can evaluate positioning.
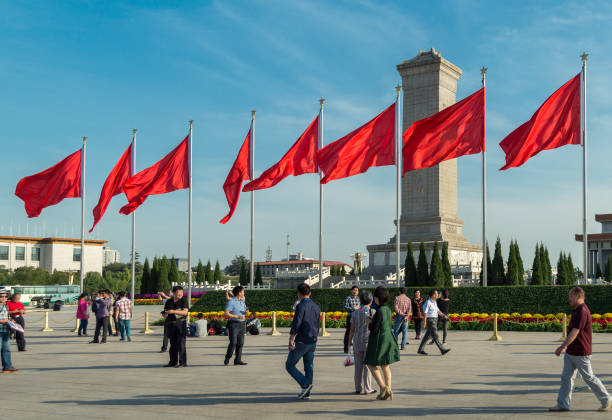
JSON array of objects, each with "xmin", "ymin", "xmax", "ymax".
[
  {"xmin": 319, "ymin": 97, "xmax": 325, "ymax": 105},
  {"xmin": 481, "ymin": 66, "xmax": 488, "ymax": 79},
  {"xmin": 82, "ymin": 136, "xmax": 87, "ymax": 146},
  {"xmin": 132, "ymin": 128, "xmax": 137, "ymax": 135},
  {"xmin": 581, "ymin": 52, "xmax": 589, "ymax": 63},
  {"xmin": 251, "ymin": 110, "xmax": 256, "ymax": 119},
  {"xmin": 189, "ymin": 119, "xmax": 194, "ymax": 129},
  {"xmin": 395, "ymin": 85, "xmax": 402, "ymax": 94}
]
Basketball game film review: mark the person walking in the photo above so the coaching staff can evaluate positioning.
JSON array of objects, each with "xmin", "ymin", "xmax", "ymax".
[
  {"xmin": 417, "ymin": 289, "xmax": 450, "ymax": 356},
  {"xmin": 7, "ymin": 293, "xmax": 26, "ymax": 351},
  {"xmin": 286, "ymin": 283, "xmax": 320, "ymax": 400},
  {"xmin": 0, "ymin": 289, "xmax": 18, "ymax": 372},
  {"xmin": 393, "ymin": 288, "xmax": 411, "ymax": 350},
  {"xmin": 163, "ymin": 286, "xmax": 188, "ymax": 367},
  {"xmin": 115, "ymin": 291, "xmax": 133, "ymax": 342},
  {"xmin": 549, "ymin": 287, "xmax": 612, "ymax": 412},
  {"xmin": 436, "ymin": 289, "xmax": 450, "ymax": 344},
  {"xmin": 90, "ymin": 290, "xmax": 111, "ymax": 344},
  {"xmin": 343, "ymin": 286, "xmax": 360, "ymax": 353},
  {"xmin": 411, "ymin": 290, "xmax": 424, "ymax": 339},
  {"xmin": 76, "ymin": 293, "xmax": 90, "ymax": 336},
  {"xmin": 365, "ymin": 286, "xmax": 400, "ymax": 401},
  {"xmin": 224, "ymin": 285, "xmax": 248, "ymax": 366},
  {"xmin": 348, "ymin": 290, "xmax": 376, "ymax": 395}
]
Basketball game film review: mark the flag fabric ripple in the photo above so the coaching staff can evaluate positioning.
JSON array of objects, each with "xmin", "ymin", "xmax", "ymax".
[{"xmin": 220, "ymin": 129, "xmax": 251, "ymax": 224}]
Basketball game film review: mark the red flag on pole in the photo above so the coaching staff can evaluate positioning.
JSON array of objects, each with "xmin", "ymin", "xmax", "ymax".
[
  {"xmin": 119, "ymin": 136, "xmax": 189, "ymax": 215},
  {"xmin": 89, "ymin": 144, "xmax": 132, "ymax": 232},
  {"xmin": 15, "ymin": 149, "xmax": 82, "ymax": 218},
  {"xmin": 403, "ymin": 88, "xmax": 485, "ymax": 174},
  {"xmin": 242, "ymin": 116, "xmax": 318, "ymax": 192},
  {"xmin": 499, "ymin": 74, "xmax": 580, "ymax": 170},
  {"xmin": 317, "ymin": 103, "xmax": 395, "ymax": 184},
  {"xmin": 220, "ymin": 129, "xmax": 251, "ymax": 224}
]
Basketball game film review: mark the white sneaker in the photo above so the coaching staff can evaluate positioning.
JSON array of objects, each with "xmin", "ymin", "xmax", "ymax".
[{"xmin": 598, "ymin": 399, "xmax": 612, "ymax": 412}]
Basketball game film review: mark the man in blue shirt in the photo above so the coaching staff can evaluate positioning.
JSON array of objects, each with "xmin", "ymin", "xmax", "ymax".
[
  {"xmin": 224, "ymin": 285, "xmax": 248, "ymax": 366},
  {"xmin": 286, "ymin": 283, "xmax": 321, "ymax": 400}
]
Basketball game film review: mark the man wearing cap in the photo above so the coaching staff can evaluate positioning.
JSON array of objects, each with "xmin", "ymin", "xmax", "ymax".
[{"xmin": 0, "ymin": 290, "xmax": 19, "ymax": 372}]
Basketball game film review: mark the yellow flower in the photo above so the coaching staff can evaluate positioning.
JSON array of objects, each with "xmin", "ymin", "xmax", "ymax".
[
  {"xmin": 479, "ymin": 313, "xmax": 489, "ymax": 319},
  {"xmin": 556, "ymin": 313, "xmax": 565, "ymax": 319},
  {"xmin": 604, "ymin": 313, "xmax": 612, "ymax": 319},
  {"xmin": 511, "ymin": 312, "xmax": 521, "ymax": 317},
  {"xmin": 592, "ymin": 313, "xmax": 602, "ymax": 319},
  {"xmin": 470, "ymin": 312, "xmax": 480, "ymax": 317},
  {"xmin": 460, "ymin": 313, "xmax": 470, "ymax": 318},
  {"xmin": 500, "ymin": 313, "xmax": 510, "ymax": 318},
  {"xmin": 449, "ymin": 313, "xmax": 460, "ymax": 318},
  {"xmin": 533, "ymin": 314, "xmax": 544, "ymax": 319},
  {"xmin": 522, "ymin": 313, "xmax": 533, "ymax": 318},
  {"xmin": 545, "ymin": 314, "xmax": 556, "ymax": 319}
]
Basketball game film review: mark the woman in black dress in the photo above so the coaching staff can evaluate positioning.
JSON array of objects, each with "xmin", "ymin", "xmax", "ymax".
[{"xmin": 411, "ymin": 290, "xmax": 424, "ymax": 339}]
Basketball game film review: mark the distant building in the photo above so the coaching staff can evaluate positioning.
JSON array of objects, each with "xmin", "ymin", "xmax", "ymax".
[
  {"xmin": 256, "ymin": 253, "xmax": 351, "ymax": 277},
  {"xmin": 0, "ymin": 236, "xmax": 106, "ymax": 274},
  {"xmin": 103, "ymin": 247, "xmax": 120, "ymax": 266},
  {"xmin": 575, "ymin": 213, "xmax": 612, "ymax": 278},
  {"xmin": 170, "ymin": 258, "xmax": 190, "ymax": 273}
]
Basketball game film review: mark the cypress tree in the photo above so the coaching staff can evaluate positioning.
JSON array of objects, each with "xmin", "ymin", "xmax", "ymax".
[
  {"xmin": 604, "ymin": 255, "xmax": 612, "ymax": 283},
  {"xmin": 205, "ymin": 260, "xmax": 212, "ymax": 283},
  {"xmin": 151, "ymin": 257, "xmax": 160, "ymax": 293},
  {"xmin": 214, "ymin": 260, "xmax": 222, "ymax": 282},
  {"xmin": 404, "ymin": 242, "xmax": 417, "ymax": 287},
  {"xmin": 239, "ymin": 260, "xmax": 247, "ymax": 285},
  {"xmin": 416, "ymin": 242, "xmax": 429, "ymax": 286},
  {"xmin": 441, "ymin": 242, "xmax": 453, "ymax": 287},
  {"xmin": 556, "ymin": 252, "xmax": 567, "ymax": 285},
  {"xmin": 479, "ymin": 242, "xmax": 492, "ymax": 286},
  {"xmin": 340, "ymin": 265, "xmax": 347, "ymax": 276},
  {"xmin": 491, "ymin": 237, "xmax": 505, "ymax": 286},
  {"xmin": 566, "ymin": 254, "xmax": 576, "ymax": 284},
  {"xmin": 168, "ymin": 257, "xmax": 179, "ymax": 286},
  {"xmin": 531, "ymin": 245, "xmax": 543, "ymax": 285},
  {"xmin": 429, "ymin": 242, "xmax": 444, "ymax": 287},
  {"xmin": 141, "ymin": 258, "xmax": 151, "ymax": 293},
  {"xmin": 196, "ymin": 259, "xmax": 205, "ymax": 284},
  {"xmin": 515, "ymin": 241, "xmax": 525, "ymax": 285},
  {"xmin": 542, "ymin": 246, "xmax": 552, "ymax": 285},
  {"xmin": 158, "ymin": 256, "xmax": 170, "ymax": 292},
  {"xmin": 330, "ymin": 266, "xmax": 337, "ymax": 276},
  {"xmin": 505, "ymin": 240, "xmax": 519, "ymax": 285},
  {"xmin": 255, "ymin": 264, "xmax": 263, "ymax": 285}
]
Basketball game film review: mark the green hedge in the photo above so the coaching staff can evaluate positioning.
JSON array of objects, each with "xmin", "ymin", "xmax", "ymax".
[{"xmin": 191, "ymin": 285, "xmax": 612, "ymax": 315}]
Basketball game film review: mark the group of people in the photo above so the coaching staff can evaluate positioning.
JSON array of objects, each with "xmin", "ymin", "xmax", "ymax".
[
  {"xmin": 0, "ymin": 289, "xmax": 25, "ymax": 373},
  {"xmin": 76, "ymin": 289, "xmax": 133, "ymax": 343}
]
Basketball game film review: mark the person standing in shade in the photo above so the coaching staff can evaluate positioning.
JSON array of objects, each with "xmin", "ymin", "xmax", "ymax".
[
  {"xmin": 343, "ymin": 286, "xmax": 360, "ymax": 353},
  {"xmin": 76, "ymin": 293, "xmax": 90, "ymax": 336},
  {"xmin": 115, "ymin": 291, "xmax": 133, "ymax": 342},
  {"xmin": 411, "ymin": 290, "xmax": 424, "ymax": 339},
  {"xmin": 365, "ymin": 286, "xmax": 400, "ymax": 400},
  {"xmin": 7, "ymin": 293, "xmax": 26, "ymax": 351},
  {"xmin": 224, "ymin": 285, "xmax": 248, "ymax": 366},
  {"xmin": 286, "ymin": 283, "xmax": 320, "ymax": 400},
  {"xmin": 417, "ymin": 289, "xmax": 450, "ymax": 356},
  {"xmin": 393, "ymin": 288, "xmax": 411, "ymax": 350},
  {"xmin": 158, "ymin": 290, "xmax": 172, "ymax": 352},
  {"xmin": 550, "ymin": 287, "xmax": 612, "ymax": 412},
  {"xmin": 163, "ymin": 286, "xmax": 188, "ymax": 367},
  {"xmin": 91, "ymin": 290, "xmax": 111, "ymax": 344},
  {"xmin": 0, "ymin": 290, "xmax": 18, "ymax": 372},
  {"xmin": 348, "ymin": 290, "xmax": 376, "ymax": 395}
]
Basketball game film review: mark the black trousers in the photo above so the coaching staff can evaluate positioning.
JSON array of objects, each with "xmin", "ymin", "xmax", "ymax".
[
  {"xmin": 168, "ymin": 321, "xmax": 187, "ymax": 366},
  {"xmin": 93, "ymin": 317, "xmax": 110, "ymax": 342},
  {"xmin": 12, "ymin": 316, "xmax": 25, "ymax": 351},
  {"xmin": 343, "ymin": 312, "xmax": 353, "ymax": 353},
  {"xmin": 414, "ymin": 318, "xmax": 424, "ymax": 336},
  {"xmin": 418, "ymin": 318, "xmax": 445, "ymax": 353},
  {"xmin": 161, "ymin": 319, "xmax": 170, "ymax": 351},
  {"xmin": 437, "ymin": 318, "xmax": 449, "ymax": 343},
  {"xmin": 225, "ymin": 321, "xmax": 245, "ymax": 362}
]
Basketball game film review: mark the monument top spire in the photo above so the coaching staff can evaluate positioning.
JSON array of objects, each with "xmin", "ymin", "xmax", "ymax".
[{"xmin": 397, "ymin": 48, "xmax": 462, "ymax": 78}]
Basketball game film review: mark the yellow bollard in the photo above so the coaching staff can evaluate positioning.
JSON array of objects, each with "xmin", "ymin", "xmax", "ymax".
[
  {"xmin": 557, "ymin": 313, "xmax": 567, "ymax": 342},
  {"xmin": 319, "ymin": 312, "xmax": 331, "ymax": 337},
  {"xmin": 73, "ymin": 316, "xmax": 79, "ymax": 333},
  {"xmin": 41, "ymin": 311, "xmax": 53, "ymax": 332},
  {"xmin": 267, "ymin": 311, "xmax": 282, "ymax": 336},
  {"xmin": 140, "ymin": 312, "xmax": 154, "ymax": 334},
  {"xmin": 488, "ymin": 313, "xmax": 502, "ymax": 341}
]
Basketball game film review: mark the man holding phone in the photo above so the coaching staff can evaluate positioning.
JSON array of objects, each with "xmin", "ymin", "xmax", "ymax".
[{"xmin": 163, "ymin": 286, "xmax": 189, "ymax": 368}]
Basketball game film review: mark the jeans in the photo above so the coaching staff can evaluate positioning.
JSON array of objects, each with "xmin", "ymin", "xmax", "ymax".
[
  {"xmin": 78, "ymin": 318, "xmax": 88, "ymax": 336},
  {"xmin": 393, "ymin": 316, "xmax": 408, "ymax": 347},
  {"xmin": 225, "ymin": 321, "xmax": 245, "ymax": 362},
  {"xmin": 556, "ymin": 353, "xmax": 612, "ymax": 409},
  {"xmin": 343, "ymin": 313, "xmax": 353, "ymax": 353},
  {"xmin": 118, "ymin": 319, "xmax": 131, "ymax": 340},
  {"xmin": 418, "ymin": 318, "xmax": 446, "ymax": 353},
  {"xmin": 437, "ymin": 318, "xmax": 448, "ymax": 343},
  {"xmin": 168, "ymin": 321, "xmax": 187, "ymax": 366},
  {"xmin": 93, "ymin": 316, "xmax": 109, "ymax": 342},
  {"xmin": 286, "ymin": 342, "xmax": 316, "ymax": 389},
  {"xmin": 0, "ymin": 331, "xmax": 12, "ymax": 369},
  {"xmin": 12, "ymin": 316, "xmax": 26, "ymax": 350}
]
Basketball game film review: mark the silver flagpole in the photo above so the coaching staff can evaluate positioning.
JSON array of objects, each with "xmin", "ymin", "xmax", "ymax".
[
  {"xmin": 481, "ymin": 67, "xmax": 488, "ymax": 287},
  {"xmin": 319, "ymin": 98, "xmax": 324, "ymax": 288},
  {"xmin": 581, "ymin": 52, "xmax": 588, "ymax": 283},
  {"xmin": 130, "ymin": 129, "xmax": 137, "ymax": 304},
  {"xmin": 250, "ymin": 111, "xmax": 255, "ymax": 288},
  {"xmin": 80, "ymin": 136, "xmax": 86, "ymax": 292},
  {"xmin": 395, "ymin": 86, "xmax": 402, "ymax": 287},
  {"xmin": 188, "ymin": 120, "xmax": 193, "ymax": 305}
]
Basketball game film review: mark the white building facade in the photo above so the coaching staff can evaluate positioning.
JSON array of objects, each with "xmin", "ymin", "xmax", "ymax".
[
  {"xmin": 103, "ymin": 247, "xmax": 121, "ymax": 266},
  {"xmin": 0, "ymin": 236, "xmax": 106, "ymax": 274}
]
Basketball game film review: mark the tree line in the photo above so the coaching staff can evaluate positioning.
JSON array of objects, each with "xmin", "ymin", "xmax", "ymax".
[{"xmin": 404, "ymin": 241, "xmax": 453, "ymax": 287}]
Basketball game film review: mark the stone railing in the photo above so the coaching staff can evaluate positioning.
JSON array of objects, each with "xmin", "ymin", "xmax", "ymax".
[
  {"xmin": 173, "ymin": 281, "xmax": 271, "ymax": 291},
  {"xmin": 330, "ymin": 276, "xmax": 402, "ymax": 289}
]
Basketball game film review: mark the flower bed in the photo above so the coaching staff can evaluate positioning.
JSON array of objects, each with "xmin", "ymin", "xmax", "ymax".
[{"xmin": 135, "ymin": 298, "xmax": 198, "ymax": 305}]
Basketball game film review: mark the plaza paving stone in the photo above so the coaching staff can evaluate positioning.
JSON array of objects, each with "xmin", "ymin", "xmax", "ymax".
[{"xmin": 1, "ymin": 305, "xmax": 611, "ymax": 419}]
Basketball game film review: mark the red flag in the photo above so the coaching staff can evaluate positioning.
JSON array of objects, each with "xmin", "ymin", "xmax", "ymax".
[
  {"xmin": 403, "ymin": 88, "xmax": 485, "ymax": 174},
  {"xmin": 499, "ymin": 74, "xmax": 580, "ymax": 170},
  {"xmin": 220, "ymin": 129, "xmax": 251, "ymax": 224},
  {"xmin": 119, "ymin": 136, "xmax": 189, "ymax": 215},
  {"xmin": 317, "ymin": 103, "xmax": 395, "ymax": 184},
  {"xmin": 89, "ymin": 144, "xmax": 132, "ymax": 232},
  {"xmin": 242, "ymin": 116, "xmax": 318, "ymax": 192},
  {"xmin": 15, "ymin": 149, "xmax": 82, "ymax": 218}
]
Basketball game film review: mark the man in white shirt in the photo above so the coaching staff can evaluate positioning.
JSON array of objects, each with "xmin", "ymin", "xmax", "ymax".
[{"xmin": 417, "ymin": 289, "xmax": 450, "ymax": 356}]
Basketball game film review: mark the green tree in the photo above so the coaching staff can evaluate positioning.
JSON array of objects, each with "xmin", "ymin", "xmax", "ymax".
[
  {"xmin": 225, "ymin": 255, "xmax": 250, "ymax": 276},
  {"xmin": 441, "ymin": 242, "xmax": 452, "ymax": 287},
  {"xmin": 604, "ymin": 255, "xmax": 612, "ymax": 283},
  {"xmin": 505, "ymin": 240, "xmax": 519, "ymax": 285},
  {"xmin": 205, "ymin": 260, "xmax": 213, "ymax": 283},
  {"xmin": 12, "ymin": 267, "xmax": 50, "ymax": 285},
  {"xmin": 158, "ymin": 256, "xmax": 170, "ymax": 292},
  {"xmin": 255, "ymin": 264, "xmax": 263, "ymax": 285},
  {"xmin": 195, "ymin": 259, "xmax": 205, "ymax": 284},
  {"xmin": 429, "ymin": 242, "xmax": 444, "ymax": 287},
  {"xmin": 168, "ymin": 257, "xmax": 179, "ymax": 286},
  {"xmin": 531, "ymin": 245, "xmax": 543, "ymax": 285},
  {"xmin": 83, "ymin": 272, "xmax": 105, "ymax": 294},
  {"xmin": 556, "ymin": 252, "xmax": 568, "ymax": 285},
  {"xmin": 479, "ymin": 242, "xmax": 492, "ymax": 286},
  {"xmin": 141, "ymin": 258, "xmax": 151, "ymax": 293},
  {"xmin": 214, "ymin": 260, "xmax": 222, "ymax": 282},
  {"xmin": 515, "ymin": 241, "xmax": 525, "ymax": 285},
  {"xmin": 150, "ymin": 257, "xmax": 160, "ymax": 292},
  {"xmin": 404, "ymin": 242, "xmax": 417, "ymax": 287},
  {"xmin": 340, "ymin": 265, "xmax": 347, "ymax": 276},
  {"xmin": 566, "ymin": 254, "xmax": 576, "ymax": 284},
  {"xmin": 330, "ymin": 266, "xmax": 337, "ymax": 276},
  {"xmin": 491, "ymin": 237, "xmax": 505, "ymax": 286},
  {"xmin": 416, "ymin": 242, "xmax": 429, "ymax": 286},
  {"xmin": 239, "ymin": 260, "xmax": 248, "ymax": 285},
  {"xmin": 542, "ymin": 246, "xmax": 552, "ymax": 285}
]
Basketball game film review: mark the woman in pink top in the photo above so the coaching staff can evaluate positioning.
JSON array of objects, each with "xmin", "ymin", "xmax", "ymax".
[{"xmin": 76, "ymin": 293, "xmax": 91, "ymax": 337}]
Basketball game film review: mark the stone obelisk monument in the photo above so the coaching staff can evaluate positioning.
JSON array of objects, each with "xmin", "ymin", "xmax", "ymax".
[{"xmin": 366, "ymin": 48, "xmax": 482, "ymax": 278}]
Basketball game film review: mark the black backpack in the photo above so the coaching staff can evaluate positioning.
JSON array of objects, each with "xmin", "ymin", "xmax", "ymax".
[{"xmin": 91, "ymin": 300, "xmax": 99, "ymax": 314}]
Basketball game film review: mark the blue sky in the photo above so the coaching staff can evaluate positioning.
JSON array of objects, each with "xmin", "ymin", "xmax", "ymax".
[{"xmin": 1, "ymin": 0, "xmax": 611, "ymax": 270}]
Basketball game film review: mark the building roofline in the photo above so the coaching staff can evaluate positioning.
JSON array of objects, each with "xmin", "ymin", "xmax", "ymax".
[
  {"xmin": 256, "ymin": 260, "xmax": 350, "ymax": 266},
  {"xmin": 575, "ymin": 233, "xmax": 612, "ymax": 242},
  {"xmin": 0, "ymin": 236, "xmax": 107, "ymax": 246},
  {"xmin": 595, "ymin": 214, "xmax": 612, "ymax": 222}
]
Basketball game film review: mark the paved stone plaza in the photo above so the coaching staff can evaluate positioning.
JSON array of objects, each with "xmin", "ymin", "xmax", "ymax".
[{"xmin": 2, "ymin": 305, "xmax": 611, "ymax": 419}]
